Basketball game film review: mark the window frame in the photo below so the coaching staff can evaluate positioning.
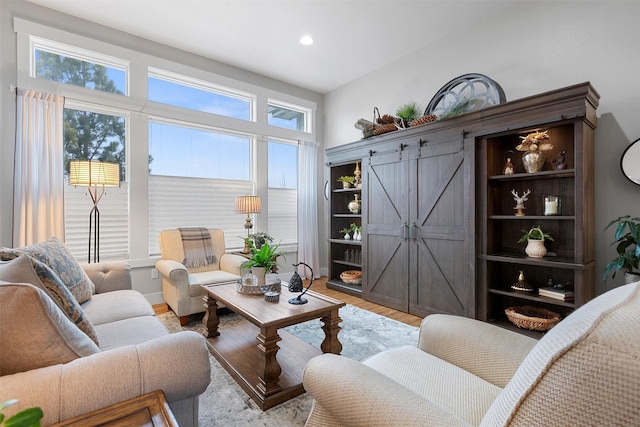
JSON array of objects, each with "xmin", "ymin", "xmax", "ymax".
[{"xmin": 15, "ymin": 17, "xmax": 317, "ymax": 263}]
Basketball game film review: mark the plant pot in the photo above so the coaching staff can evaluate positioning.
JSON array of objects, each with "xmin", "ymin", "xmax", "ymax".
[
  {"xmin": 625, "ymin": 272, "xmax": 640, "ymax": 284},
  {"xmin": 525, "ymin": 239, "xmax": 547, "ymax": 258},
  {"xmin": 251, "ymin": 266, "xmax": 267, "ymax": 285},
  {"xmin": 342, "ymin": 182, "xmax": 351, "ymax": 189}
]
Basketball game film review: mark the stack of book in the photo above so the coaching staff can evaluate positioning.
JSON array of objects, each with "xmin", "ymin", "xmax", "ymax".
[{"xmin": 538, "ymin": 286, "xmax": 574, "ymax": 301}]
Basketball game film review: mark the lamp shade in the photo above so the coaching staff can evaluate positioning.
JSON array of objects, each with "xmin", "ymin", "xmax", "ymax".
[
  {"xmin": 235, "ymin": 195, "xmax": 261, "ymax": 214},
  {"xmin": 69, "ymin": 160, "xmax": 120, "ymax": 187}
]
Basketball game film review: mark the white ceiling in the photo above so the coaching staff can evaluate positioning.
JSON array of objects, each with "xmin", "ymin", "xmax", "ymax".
[{"xmin": 25, "ymin": 0, "xmax": 518, "ymax": 94}]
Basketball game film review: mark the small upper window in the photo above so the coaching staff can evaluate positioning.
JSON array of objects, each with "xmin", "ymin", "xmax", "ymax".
[
  {"xmin": 148, "ymin": 71, "xmax": 252, "ymax": 121},
  {"xmin": 268, "ymin": 102, "xmax": 308, "ymax": 132},
  {"xmin": 34, "ymin": 48, "xmax": 126, "ymax": 95}
]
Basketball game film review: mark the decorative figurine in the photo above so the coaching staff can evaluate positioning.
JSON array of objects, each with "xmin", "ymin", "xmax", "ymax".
[
  {"xmin": 503, "ymin": 150, "xmax": 515, "ymax": 175},
  {"xmin": 511, "ymin": 270, "xmax": 534, "ymax": 292},
  {"xmin": 553, "ymin": 150, "xmax": 567, "ymax": 170},
  {"xmin": 503, "ymin": 157, "xmax": 515, "ymax": 175},
  {"xmin": 354, "ymin": 162, "xmax": 362, "ymax": 187},
  {"xmin": 511, "ymin": 189, "xmax": 531, "ymax": 217}
]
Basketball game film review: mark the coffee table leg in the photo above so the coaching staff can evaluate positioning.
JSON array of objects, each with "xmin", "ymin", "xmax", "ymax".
[
  {"xmin": 320, "ymin": 308, "xmax": 343, "ymax": 354},
  {"xmin": 256, "ymin": 326, "xmax": 283, "ymax": 398},
  {"xmin": 202, "ymin": 294, "xmax": 220, "ymax": 338}
]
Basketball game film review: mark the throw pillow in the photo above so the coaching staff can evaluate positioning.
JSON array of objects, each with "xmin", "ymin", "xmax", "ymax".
[
  {"xmin": 0, "ymin": 237, "xmax": 95, "ymax": 304},
  {"xmin": 0, "ymin": 282, "xmax": 100, "ymax": 376},
  {"xmin": 0, "ymin": 254, "xmax": 99, "ymax": 345}
]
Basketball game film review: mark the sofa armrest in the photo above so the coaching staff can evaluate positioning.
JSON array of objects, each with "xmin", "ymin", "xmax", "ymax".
[
  {"xmin": 82, "ymin": 260, "xmax": 132, "ymax": 293},
  {"xmin": 219, "ymin": 253, "xmax": 246, "ymax": 275},
  {"xmin": 303, "ymin": 354, "xmax": 471, "ymax": 427},
  {"xmin": 0, "ymin": 331, "xmax": 210, "ymax": 426},
  {"xmin": 418, "ymin": 314, "xmax": 537, "ymax": 388}
]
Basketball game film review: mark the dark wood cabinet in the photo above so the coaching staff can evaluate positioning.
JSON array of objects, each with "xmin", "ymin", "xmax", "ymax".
[{"xmin": 326, "ymin": 82, "xmax": 599, "ymax": 333}]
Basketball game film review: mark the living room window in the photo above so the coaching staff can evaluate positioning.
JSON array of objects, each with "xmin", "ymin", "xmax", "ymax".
[
  {"xmin": 147, "ymin": 120, "xmax": 254, "ymax": 254},
  {"xmin": 268, "ymin": 101, "xmax": 309, "ymax": 132},
  {"xmin": 148, "ymin": 70, "xmax": 253, "ymax": 121},
  {"xmin": 63, "ymin": 104, "xmax": 129, "ymax": 261},
  {"xmin": 32, "ymin": 39, "xmax": 127, "ymax": 95},
  {"xmin": 267, "ymin": 139, "xmax": 297, "ymax": 244},
  {"xmin": 18, "ymin": 23, "xmax": 316, "ymax": 262}
]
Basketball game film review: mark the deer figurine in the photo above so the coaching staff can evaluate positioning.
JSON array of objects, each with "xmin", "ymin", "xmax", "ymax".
[{"xmin": 511, "ymin": 189, "xmax": 531, "ymax": 216}]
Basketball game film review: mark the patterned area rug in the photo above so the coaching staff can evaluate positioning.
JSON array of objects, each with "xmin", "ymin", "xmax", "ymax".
[{"xmin": 157, "ymin": 304, "xmax": 419, "ymax": 426}]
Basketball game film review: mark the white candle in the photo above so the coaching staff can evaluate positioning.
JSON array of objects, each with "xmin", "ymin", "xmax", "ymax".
[{"xmin": 544, "ymin": 197, "xmax": 559, "ymax": 215}]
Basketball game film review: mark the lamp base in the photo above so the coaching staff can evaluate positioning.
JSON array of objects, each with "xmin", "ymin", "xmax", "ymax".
[{"xmin": 288, "ymin": 297, "xmax": 308, "ymax": 305}]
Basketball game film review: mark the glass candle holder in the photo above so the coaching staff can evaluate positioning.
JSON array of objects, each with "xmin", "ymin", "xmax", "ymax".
[{"xmin": 543, "ymin": 195, "xmax": 561, "ymax": 216}]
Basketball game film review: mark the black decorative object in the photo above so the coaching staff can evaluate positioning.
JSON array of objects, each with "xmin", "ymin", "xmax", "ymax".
[
  {"xmin": 425, "ymin": 73, "xmax": 506, "ymax": 119},
  {"xmin": 288, "ymin": 262, "xmax": 314, "ymax": 305}
]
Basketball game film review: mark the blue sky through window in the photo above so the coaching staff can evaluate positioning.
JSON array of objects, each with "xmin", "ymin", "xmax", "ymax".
[
  {"xmin": 149, "ymin": 122, "xmax": 250, "ymax": 180},
  {"xmin": 148, "ymin": 77, "xmax": 250, "ymax": 120}
]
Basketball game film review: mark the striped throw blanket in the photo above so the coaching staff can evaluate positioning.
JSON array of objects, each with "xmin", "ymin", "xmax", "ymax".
[{"xmin": 178, "ymin": 227, "xmax": 217, "ymax": 267}]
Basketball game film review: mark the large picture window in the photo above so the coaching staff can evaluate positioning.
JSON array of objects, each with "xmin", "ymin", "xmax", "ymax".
[
  {"xmin": 63, "ymin": 107, "xmax": 129, "ymax": 261},
  {"xmin": 21, "ymin": 28, "xmax": 315, "ymax": 262}
]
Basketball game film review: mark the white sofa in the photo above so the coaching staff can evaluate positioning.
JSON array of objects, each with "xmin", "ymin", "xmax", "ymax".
[
  {"xmin": 303, "ymin": 281, "xmax": 640, "ymax": 426},
  {"xmin": 156, "ymin": 228, "xmax": 246, "ymax": 325},
  {"xmin": 0, "ymin": 255, "xmax": 211, "ymax": 426}
]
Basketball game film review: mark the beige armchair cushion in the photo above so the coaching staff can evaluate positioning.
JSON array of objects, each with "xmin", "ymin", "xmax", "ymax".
[{"xmin": 0, "ymin": 282, "xmax": 99, "ymax": 376}]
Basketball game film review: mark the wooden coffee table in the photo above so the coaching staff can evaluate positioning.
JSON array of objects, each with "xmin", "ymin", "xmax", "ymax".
[{"xmin": 201, "ymin": 282, "xmax": 345, "ymax": 410}]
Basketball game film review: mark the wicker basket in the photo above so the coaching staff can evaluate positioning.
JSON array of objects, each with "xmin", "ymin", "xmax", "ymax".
[
  {"xmin": 505, "ymin": 305, "xmax": 561, "ymax": 331},
  {"xmin": 340, "ymin": 270, "xmax": 362, "ymax": 285}
]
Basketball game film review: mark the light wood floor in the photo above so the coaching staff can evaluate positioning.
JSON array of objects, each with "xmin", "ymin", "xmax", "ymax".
[{"xmin": 153, "ymin": 276, "xmax": 424, "ymax": 328}]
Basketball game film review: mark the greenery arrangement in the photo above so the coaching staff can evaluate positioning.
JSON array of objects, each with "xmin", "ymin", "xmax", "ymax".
[
  {"xmin": 518, "ymin": 226, "xmax": 554, "ymax": 243},
  {"xmin": 337, "ymin": 176, "xmax": 355, "ymax": 184},
  {"xmin": 241, "ymin": 242, "xmax": 285, "ymax": 273},
  {"xmin": 603, "ymin": 215, "xmax": 640, "ymax": 281},
  {"xmin": 439, "ymin": 99, "xmax": 472, "ymax": 121},
  {"xmin": 0, "ymin": 400, "xmax": 43, "ymax": 427},
  {"xmin": 248, "ymin": 232, "xmax": 273, "ymax": 248},
  {"xmin": 396, "ymin": 102, "xmax": 422, "ymax": 123}
]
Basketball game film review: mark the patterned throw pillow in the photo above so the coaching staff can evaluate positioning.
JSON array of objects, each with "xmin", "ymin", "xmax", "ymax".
[
  {"xmin": 0, "ymin": 237, "xmax": 95, "ymax": 304},
  {"xmin": 0, "ymin": 254, "xmax": 100, "ymax": 345}
]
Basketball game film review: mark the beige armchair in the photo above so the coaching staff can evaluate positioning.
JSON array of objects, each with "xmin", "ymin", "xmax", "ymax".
[
  {"xmin": 303, "ymin": 281, "xmax": 640, "ymax": 426},
  {"xmin": 156, "ymin": 228, "xmax": 246, "ymax": 325}
]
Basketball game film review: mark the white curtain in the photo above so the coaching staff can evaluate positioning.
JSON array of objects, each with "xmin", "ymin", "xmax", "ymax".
[
  {"xmin": 13, "ymin": 89, "xmax": 65, "ymax": 246},
  {"xmin": 297, "ymin": 140, "xmax": 320, "ymax": 279}
]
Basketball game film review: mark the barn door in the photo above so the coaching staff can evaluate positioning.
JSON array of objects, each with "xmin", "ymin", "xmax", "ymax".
[
  {"xmin": 408, "ymin": 136, "xmax": 473, "ymax": 317},
  {"xmin": 363, "ymin": 149, "xmax": 410, "ymax": 311}
]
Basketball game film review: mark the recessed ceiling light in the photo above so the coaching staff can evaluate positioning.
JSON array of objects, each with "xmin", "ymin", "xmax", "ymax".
[{"xmin": 300, "ymin": 35, "xmax": 314, "ymax": 46}]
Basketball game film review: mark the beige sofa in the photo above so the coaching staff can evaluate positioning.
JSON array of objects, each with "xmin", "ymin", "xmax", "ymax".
[
  {"xmin": 156, "ymin": 228, "xmax": 246, "ymax": 325},
  {"xmin": 303, "ymin": 281, "xmax": 640, "ymax": 426},
  {"xmin": 0, "ymin": 256, "xmax": 211, "ymax": 426}
]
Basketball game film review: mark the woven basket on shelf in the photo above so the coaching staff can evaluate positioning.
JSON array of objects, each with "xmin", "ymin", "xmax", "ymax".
[{"xmin": 505, "ymin": 305, "xmax": 561, "ymax": 331}]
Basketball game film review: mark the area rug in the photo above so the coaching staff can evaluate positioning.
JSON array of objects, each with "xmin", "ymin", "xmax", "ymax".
[{"xmin": 158, "ymin": 304, "xmax": 419, "ymax": 426}]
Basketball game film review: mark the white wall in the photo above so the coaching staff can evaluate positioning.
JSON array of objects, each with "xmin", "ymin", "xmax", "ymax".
[{"xmin": 323, "ymin": 1, "xmax": 640, "ymax": 295}]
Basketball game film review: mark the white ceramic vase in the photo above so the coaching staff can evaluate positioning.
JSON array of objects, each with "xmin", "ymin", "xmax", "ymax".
[{"xmin": 525, "ymin": 239, "xmax": 547, "ymax": 258}]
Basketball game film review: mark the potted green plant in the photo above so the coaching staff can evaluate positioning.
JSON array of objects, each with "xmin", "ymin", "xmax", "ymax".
[
  {"xmin": 0, "ymin": 399, "xmax": 43, "ymax": 427},
  {"xmin": 337, "ymin": 176, "xmax": 355, "ymax": 189},
  {"xmin": 518, "ymin": 226, "xmax": 554, "ymax": 258},
  {"xmin": 339, "ymin": 227, "xmax": 352, "ymax": 240},
  {"xmin": 248, "ymin": 232, "xmax": 273, "ymax": 249},
  {"xmin": 241, "ymin": 242, "xmax": 285, "ymax": 284},
  {"xmin": 603, "ymin": 215, "xmax": 640, "ymax": 283}
]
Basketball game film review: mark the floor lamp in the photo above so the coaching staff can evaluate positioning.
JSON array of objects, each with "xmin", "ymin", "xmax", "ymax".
[
  {"xmin": 69, "ymin": 160, "xmax": 120, "ymax": 263},
  {"xmin": 235, "ymin": 195, "xmax": 261, "ymax": 253}
]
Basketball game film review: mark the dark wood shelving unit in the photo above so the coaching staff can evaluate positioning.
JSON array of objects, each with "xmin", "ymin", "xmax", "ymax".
[
  {"xmin": 476, "ymin": 84, "xmax": 599, "ymax": 337},
  {"xmin": 326, "ymin": 161, "xmax": 363, "ymax": 296}
]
